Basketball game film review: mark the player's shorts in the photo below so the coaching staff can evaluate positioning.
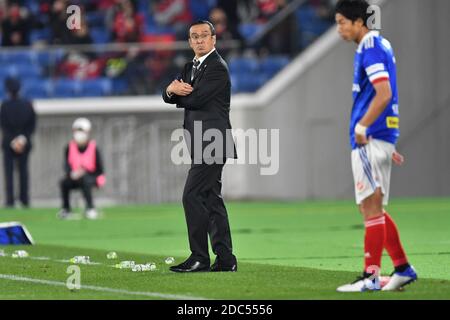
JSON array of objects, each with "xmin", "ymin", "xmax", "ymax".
[{"xmin": 351, "ymin": 139, "xmax": 395, "ymax": 206}]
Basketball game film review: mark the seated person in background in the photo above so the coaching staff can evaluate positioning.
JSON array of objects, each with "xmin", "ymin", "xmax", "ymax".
[
  {"xmin": 58, "ymin": 118, "xmax": 105, "ymax": 220},
  {"xmin": 209, "ymin": 7, "xmax": 244, "ymax": 58},
  {"xmin": 209, "ymin": 7, "xmax": 243, "ymax": 42},
  {"xmin": 49, "ymin": 0, "xmax": 72, "ymax": 45},
  {"xmin": 1, "ymin": 3, "xmax": 31, "ymax": 46},
  {"xmin": 111, "ymin": 0, "xmax": 144, "ymax": 43}
]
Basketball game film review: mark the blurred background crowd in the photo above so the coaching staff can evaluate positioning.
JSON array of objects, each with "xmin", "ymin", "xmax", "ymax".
[{"xmin": 0, "ymin": 0, "xmax": 336, "ymax": 98}]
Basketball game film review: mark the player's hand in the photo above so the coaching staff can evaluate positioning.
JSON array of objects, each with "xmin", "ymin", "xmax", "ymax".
[
  {"xmin": 392, "ymin": 150, "xmax": 405, "ymax": 166},
  {"xmin": 167, "ymin": 79, "xmax": 193, "ymax": 97},
  {"xmin": 355, "ymin": 133, "xmax": 368, "ymax": 146}
]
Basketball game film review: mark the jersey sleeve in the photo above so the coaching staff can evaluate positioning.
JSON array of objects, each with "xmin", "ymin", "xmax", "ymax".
[{"xmin": 362, "ymin": 46, "xmax": 390, "ymax": 85}]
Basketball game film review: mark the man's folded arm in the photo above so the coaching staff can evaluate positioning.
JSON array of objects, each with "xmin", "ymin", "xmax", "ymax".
[
  {"xmin": 162, "ymin": 67, "xmax": 188, "ymax": 104},
  {"xmin": 176, "ymin": 66, "xmax": 227, "ymax": 110},
  {"xmin": 162, "ymin": 87, "xmax": 178, "ymax": 104}
]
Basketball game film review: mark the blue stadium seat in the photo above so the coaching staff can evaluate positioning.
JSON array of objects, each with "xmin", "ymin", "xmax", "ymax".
[
  {"xmin": 238, "ymin": 23, "xmax": 264, "ymax": 41},
  {"xmin": 296, "ymin": 5, "xmax": 333, "ymax": 48},
  {"xmin": 91, "ymin": 27, "xmax": 111, "ymax": 44},
  {"xmin": 22, "ymin": 79, "xmax": 52, "ymax": 99},
  {"xmin": 234, "ymin": 73, "xmax": 265, "ymax": 93},
  {"xmin": 0, "ymin": 50, "xmax": 35, "ymax": 65},
  {"xmin": 25, "ymin": 0, "xmax": 40, "ymax": 14},
  {"xmin": 14, "ymin": 64, "xmax": 43, "ymax": 79},
  {"xmin": 51, "ymin": 79, "xmax": 82, "ymax": 98},
  {"xmin": 0, "ymin": 64, "xmax": 42, "ymax": 80},
  {"xmin": 112, "ymin": 78, "xmax": 129, "ymax": 95},
  {"xmin": 36, "ymin": 49, "xmax": 66, "ymax": 67},
  {"xmin": 30, "ymin": 28, "xmax": 51, "ymax": 44},
  {"xmin": 80, "ymin": 78, "xmax": 112, "ymax": 96},
  {"xmin": 0, "ymin": 67, "xmax": 11, "ymax": 81},
  {"xmin": 230, "ymin": 74, "xmax": 239, "ymax": 94},
  {"xmin": 259, "ymin": 56, "xmax": 290, "ymax": 77},
  {"xmin": 144, "ymin": 11, "xmax": 156, "ymax": 33},
  {"xmin": 137, "ymin": 0, "xmax": 150, "ymax": 14},
  {"xmin": 85, "ymin": 12, "xmax": 105, "ymax": 27},
  {"xmin": 189, "ymin": 0, "xmax": 211, "ymax": 20},
  {"xmin": 229, "ymin": 57, "xmax": 260, "ymax": 75}
]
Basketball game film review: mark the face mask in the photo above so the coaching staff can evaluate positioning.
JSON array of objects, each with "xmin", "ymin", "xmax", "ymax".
[{"xmin": 73, "ymin": 131, "xmax": 89, "ymax": 145}]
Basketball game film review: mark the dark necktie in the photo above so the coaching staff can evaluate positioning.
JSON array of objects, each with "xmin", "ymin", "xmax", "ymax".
[{"xmin": 191, "ymin": 59, "xmax": 200, "ymax": 81}]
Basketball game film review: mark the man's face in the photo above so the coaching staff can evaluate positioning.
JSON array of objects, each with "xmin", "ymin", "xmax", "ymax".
[
  {"xmin": 189, "ymin": 24, "xmax": 216, "ymax": 58},
  {"xmin": 335, "ymin": 13, "xmax": 362, "ymax": 42}
]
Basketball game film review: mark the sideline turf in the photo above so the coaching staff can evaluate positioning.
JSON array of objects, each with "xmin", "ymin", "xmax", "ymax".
[{"xmin": 1, "ymin": 198, "xmax": 449, "ymax": 299}]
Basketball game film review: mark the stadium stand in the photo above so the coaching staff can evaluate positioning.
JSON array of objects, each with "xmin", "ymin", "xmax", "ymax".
[{"xmin": 0, "ymin": 0, "xmax": 334, "ymax": 99}]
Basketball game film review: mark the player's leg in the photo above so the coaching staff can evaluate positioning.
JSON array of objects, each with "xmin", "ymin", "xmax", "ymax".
[
  {"xmin": 80, "ymin": 174, "xmax": 98, "ymax": 219},
  {"xmin": 337, "ymin": 143, "xmax": 385, "ymax": 292},
  {"xmin": 377, "ymin": 141, "xmax": 416, "ymax": 290},
  {"xmin": 384, "ymin": 211, "xmax": 409, "ymax": 269},
  {"xmin": 382, "ymin": 210, "xmax": 417, "ymax": 291},
  {"xmin": 360, "ymin": 187, "xmax": 385, "ymax": 276}
]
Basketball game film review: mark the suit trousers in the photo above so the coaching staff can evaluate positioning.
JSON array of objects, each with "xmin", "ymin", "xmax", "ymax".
[
  {"xmin": 182, "ymin": 161, "xmax": 234, "ymax": 264},
  {"xmin": 3, "ymin": 147, "xmax": 30, "ymax": 207}
]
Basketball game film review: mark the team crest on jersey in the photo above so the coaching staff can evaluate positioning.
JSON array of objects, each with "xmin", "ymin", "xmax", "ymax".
[{"xmin": 357, "ymin": 182, "xmax": 365, "ymax": 191}]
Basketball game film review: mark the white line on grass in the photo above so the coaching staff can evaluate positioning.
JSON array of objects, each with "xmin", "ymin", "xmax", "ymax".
[
  {"xmin": 0, "ymin": 274, "xmax": 208, "ymax": 300},
  {"xmin": 30, "ymin": 256, "xmax": 51, "ymax": 261}
]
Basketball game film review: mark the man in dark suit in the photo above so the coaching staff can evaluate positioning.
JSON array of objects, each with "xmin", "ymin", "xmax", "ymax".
[
  {"xmin": 163, "ymin": 20, "xmax": 238, "ymax": 272},
  {"xmin": 0, "ymin": 77, "xmax": 36, "ymax": 208}
]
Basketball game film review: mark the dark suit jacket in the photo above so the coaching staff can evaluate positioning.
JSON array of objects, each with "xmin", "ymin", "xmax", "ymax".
[
  {"xmin": 0, "ymin": 98, "xmax": 36, "ymax": 152},
  {"xmin": 163, "ymin": 50, "xmax": 237, "ymax": 162}
]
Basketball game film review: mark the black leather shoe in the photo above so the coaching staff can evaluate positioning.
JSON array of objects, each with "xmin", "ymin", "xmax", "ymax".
[
  {"xmin": 210, "ymin": 258, "xmax": 237, "ymax": 272},
  {"xmin": 169, "ymin": 258, "xmax": 210, "ymax": 273}
]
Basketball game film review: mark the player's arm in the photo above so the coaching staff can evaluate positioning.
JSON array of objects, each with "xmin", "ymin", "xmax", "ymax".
[
  {"xmin": 357, "ymin": 79, "xmax": 405, "ymax": 164},
  {"xmin": 359, "ymin": 80, "xmax": 392, "ymax": 127},
  {"xmin": 355, "ymin": 81, "xmax": 392, "ymax": 145}
]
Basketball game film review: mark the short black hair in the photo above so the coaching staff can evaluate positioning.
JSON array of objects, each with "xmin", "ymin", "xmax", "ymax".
[
  {"xmin": 188, "ymin": 20, "xmax": 216, "ymax": 37},
  {"xmin": 335, "ymin": 0, "xmax": 370, "ymax": 27}
]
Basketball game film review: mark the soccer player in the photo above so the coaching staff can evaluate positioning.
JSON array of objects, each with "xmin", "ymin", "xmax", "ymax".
[{"xmin": 334, "ymin": 0, "xmax": 417, "ymax": 292}]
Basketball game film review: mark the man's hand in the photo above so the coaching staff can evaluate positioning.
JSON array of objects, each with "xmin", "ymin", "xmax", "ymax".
[
  {"xmin": 167, "ymin": 79, "xmax": 193, "ymax": 97},
  {"xmin": 392, "ymin": 150, "xmax": 405, "ymax": 166},
  {"xmin": 11, "ymin": 135, "xmax": 27, "ymax": 154}
]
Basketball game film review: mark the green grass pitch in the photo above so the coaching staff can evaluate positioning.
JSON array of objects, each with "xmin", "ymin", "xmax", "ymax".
[{"xmin": 1, "ymin": 198, "xmax": 450, "ymax": 299}]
